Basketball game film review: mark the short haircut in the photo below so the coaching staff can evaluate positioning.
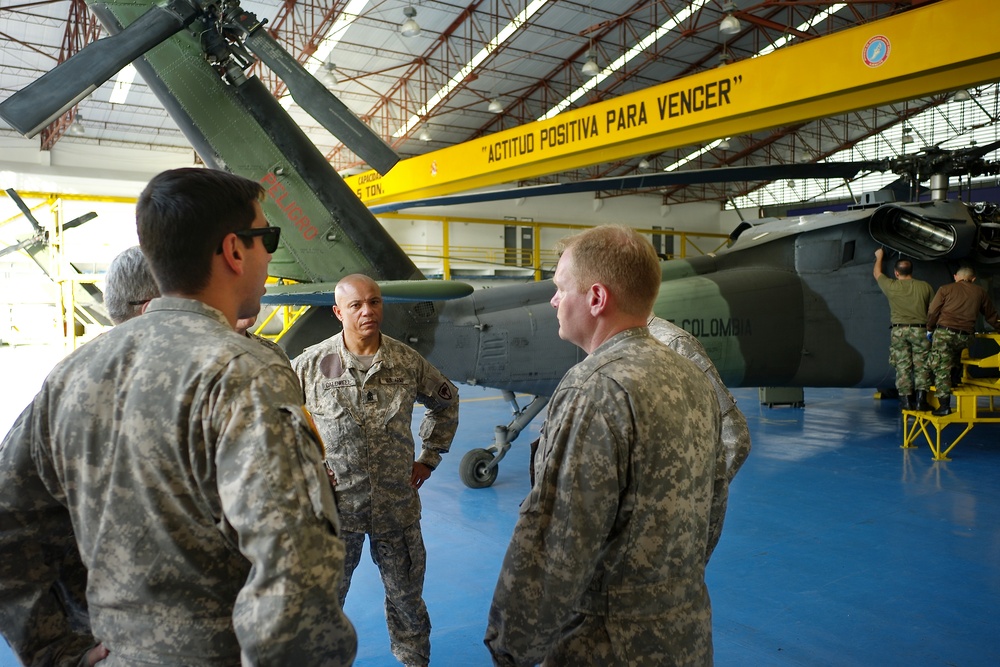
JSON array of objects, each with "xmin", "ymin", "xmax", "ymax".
[
  {"xmin": 104, "ymin": 246, "xmax": 160, "ymax": 325},
  {"xmin": 894, "ymin": 259, "xmax": 913, "ymax": 277},
  {"xmin": 956, "ymin": 265, "xmax": 976, "ymax": 280},
  {"xmin": 555, "ymin": 225, "xmax": 660, "ymax": 317},
  {"xmin": 137, "ymin": 168, "xmax": 264, "ymax": 294}
]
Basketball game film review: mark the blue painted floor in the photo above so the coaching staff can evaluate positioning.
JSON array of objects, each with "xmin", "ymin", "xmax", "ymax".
[{"xmin": 2, "ymin": 383, "xmax": 999, "ymax": 666}]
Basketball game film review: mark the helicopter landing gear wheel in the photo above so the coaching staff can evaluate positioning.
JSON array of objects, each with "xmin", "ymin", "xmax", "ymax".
[{"xmin": 460, "ymin": 448, "xmax": 499, "ymax": 488}]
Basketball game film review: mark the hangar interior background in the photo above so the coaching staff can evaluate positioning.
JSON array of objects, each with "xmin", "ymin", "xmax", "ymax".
[{"xmin": 1, "ymin": 0, "xmax": 999, "ymax": 343}]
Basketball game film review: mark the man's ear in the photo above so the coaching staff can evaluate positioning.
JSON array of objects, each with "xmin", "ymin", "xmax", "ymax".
[
  {"xmin": 218, "ymin": 233, "xmax": 244, "ymax": 275},
  {"xmin": 332, "ymin": 304, "xmax": 344, "ymax": 322},
  {"xmin": 589, "ymin": 283, "xmax": 610, "ymax": 316}
]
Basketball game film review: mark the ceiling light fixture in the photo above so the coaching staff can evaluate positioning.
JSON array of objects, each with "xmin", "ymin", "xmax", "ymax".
[
  {"xmin": 638, "ymin": 159, "xmax": 650, "ymax": 169},
  {"xmin": 68, "ymin": 113, "xmax": 86, "ymax": 136},
  {"xmin": 488, "ymin": 98, "xmax": 504, "ymax": 114},
  {"xmin": 540, "ymin": 0, "xmax": 711, "ymax": 121},
  {"xmin": 418, "ymin": 127, "xmax": 431, "ymax": 142},
  {"xmin": 901, "ymin": 126, "xmax": 914, "ymax": 145},
  {"xmin": 401, "ymin": 6, "xmax": 421, "ymax": 38},
  {"xmin": 952, "ymin": 89, "xmax": 972, "ymax": 102},
  {"xmin": 321, "ymin": 62, "xmax": 338, "ymax": 87},
  {"xmin": 393, "ymin": 0, "xmax": 550, "ymax": 139},
  {"xmin": 719, "ymin": 2, "xmax": 741, "ymax": 36},
  {"xmin": 718, "ymin": 137, "xmax": 730, "ymax": 149},
  {"xmin": 581, "ymin": 55, "xmax": 600, "ymax": 78}
]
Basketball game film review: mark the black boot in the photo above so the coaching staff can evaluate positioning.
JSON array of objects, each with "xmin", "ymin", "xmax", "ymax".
[
  {"xmin": 900, "ymin": 394, "xmax": 914, "ymax": 411},
  {"xmin": 915, "ymin": 390, "xmax": 932, "ymax": 412},
  {"xmin": 932, "ymin": 395, "xmax": 952, "ymax": 417}
]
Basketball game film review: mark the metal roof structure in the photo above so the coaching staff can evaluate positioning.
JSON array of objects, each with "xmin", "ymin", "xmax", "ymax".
[{"xmin": 1, "ymin": 0, "xmax": 998, "ymax": 210}]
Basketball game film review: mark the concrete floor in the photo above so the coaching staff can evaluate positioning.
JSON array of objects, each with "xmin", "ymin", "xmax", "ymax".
[{"xmin": 1, "ymin": 344, "xmax": 999, "ymax": 665}]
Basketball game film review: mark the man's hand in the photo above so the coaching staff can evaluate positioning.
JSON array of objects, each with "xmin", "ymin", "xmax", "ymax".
[
  {"xmin": 86, "ymin": 643, "xmax": 110, "ymax": 666},
  {"xmin": 411, "ymin": 462, "xmax": 432, "ymax": 489},
  {"xmin": 874, "ymin": 247, "xmax": 884, "ymax": 259}
]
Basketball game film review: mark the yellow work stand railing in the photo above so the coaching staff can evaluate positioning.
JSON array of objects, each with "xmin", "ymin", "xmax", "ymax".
[{"xmin": 901, "ymin": 333, "xmax": 1000, "ymax": 461}]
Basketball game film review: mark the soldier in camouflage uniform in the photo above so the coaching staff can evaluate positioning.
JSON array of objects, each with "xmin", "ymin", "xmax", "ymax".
[
  {"xmin": 647, "ymin": 315, "xmax": 750, "ymax": 561},
  {"xmin": 237, "ymin": 314, "xmax": 292, "ymax": 366},
  {"xmin": 926, "ymin": 265, "xmax": 1000, "ymax": 415},
  {"xmin": 873, "ymin": 248, "xmax": 934, "ymax": 411},
  {"xmin": 293, "ymin": 274, "xmax": 459, "ymax": 667},
  {"xmin": 0, "ymin": 168, "xmax": 357, "ymax": 666},
  {"xmin": 485, "ymin": 226, "xmax": 721, "ymax": 667},
  {"xmin": 103, "ymin": 245, "xmax": 160, "ymax": 324}
]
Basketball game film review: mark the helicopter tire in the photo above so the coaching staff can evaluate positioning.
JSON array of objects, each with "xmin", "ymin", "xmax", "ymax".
[{"xmin": 460, "ymin": 448, "xmax": 499, "ymax": 489}]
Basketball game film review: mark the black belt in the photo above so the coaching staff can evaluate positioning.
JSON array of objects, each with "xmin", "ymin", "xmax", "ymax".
[
  {"xmin": 890, "ymin": 323, "xmax": 924, "ymax": 328},
  {"xmin": 936, "ymin": 326, "xmax": 973, "ymax": 335}
]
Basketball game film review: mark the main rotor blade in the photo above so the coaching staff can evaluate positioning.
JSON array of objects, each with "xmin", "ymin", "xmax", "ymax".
[
  {"xmin": 370, "ymin": 161, "xmax": 885, "ymax": 213},
  {"xmin": 964, "ymin": 139, "xmax": 1000, "ymax": 160},
  {"xmin": 63, "ymin": 212, "xmax": 99, "ymax": 232},
  {"xmin": 4, "ymin": 189, "xmax": 43, "ymax": 232},
  {"xmin": 0, "ymin": 0, "xmax": 199, "ymax": 137},
  {"xmin": 240, "ymin": 25, "xmax": 399, "ymax": 175}
]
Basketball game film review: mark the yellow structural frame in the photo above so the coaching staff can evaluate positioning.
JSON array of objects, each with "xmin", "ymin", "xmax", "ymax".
[
  {"xmin": 345, "ymin": 0, "xmax": 1000, "ymax": 207},
  {"xmin": 378, "ymin": 213, "xmax": 730, "ymax": 280},
  {"xmin": 901, "ymin": 334, "xmax": 1000, "ymax": 461}
]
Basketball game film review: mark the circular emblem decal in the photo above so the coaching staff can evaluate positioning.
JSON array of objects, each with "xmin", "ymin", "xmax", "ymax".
[{"xmin": 863, "ymin": 35, "xmax": 890, "ymax": 68}]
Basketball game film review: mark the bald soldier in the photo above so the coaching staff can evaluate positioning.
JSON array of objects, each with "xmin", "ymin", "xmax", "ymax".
[
  {"xmin": 485, "ymin": 226, "xmax": 723, "ymax": 666},
  {"xmin": 293, "ymin": 274, "xmax": 459, "ymax": 667}
]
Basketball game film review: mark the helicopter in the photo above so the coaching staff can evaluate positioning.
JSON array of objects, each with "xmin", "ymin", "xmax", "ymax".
[
  {"xmin": 2, "ymin": 0, "xmax": 999, "ymax": 488},
  {"xmin": 0, "ymin": 189, "xmax": 109, "ymax": 331}
]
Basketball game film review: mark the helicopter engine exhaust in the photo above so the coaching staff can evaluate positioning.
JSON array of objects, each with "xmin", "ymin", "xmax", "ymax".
[{"xmin": 869, "ymin": 201, "xmax": 976, "ymax": 261}]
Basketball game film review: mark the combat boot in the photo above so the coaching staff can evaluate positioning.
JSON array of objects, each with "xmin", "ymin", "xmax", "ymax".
[
  {"xmin": 915, "ymin": 390, "xmax": 932, "ymax": 412},
  {"xmin": 932, "ymin": 395, "xmax": 952, "ymax": 417},
  {"xmin": 899, "ymin": 394, "xmax": 914, "ymax": 411}
]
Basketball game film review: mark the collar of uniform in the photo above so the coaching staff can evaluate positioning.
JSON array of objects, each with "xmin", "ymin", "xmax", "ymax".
[
  {"xmin": 591, "ymin": 326, "xmax": 650, "ymax": 356},
  {"xmin": 143, "ymin": 296, "xmax": 230, "ymax": 328},
  {"xmin": 337, "ymin": 332, "xmax": 392, "ymax": 370}
]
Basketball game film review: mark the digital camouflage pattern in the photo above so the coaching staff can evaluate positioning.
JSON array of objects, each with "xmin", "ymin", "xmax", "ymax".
[
  {"xmin": 341, "ymin": 523, "xmax": 429, "ymax": 665},
  {"xmin": 888, "ymin": 327, "xmax": 931, "ymax": 395},
  {"xmin": 248, "ymin": 330, "xmax": 292, "ymax": 366},
  {"xmin": 0, "ymin": 297, "xmax": 356, "ymax": 667},
  {"xmin": 647, "ymin": 316, "xmax": 750, "ymax": 560},
  {"xmin": 293, "ymin": 331, "xmax": 458, "ymax": 666},
  {"xmin": 927, "ymin": 327, "xmax": 971, "ymax": 397},
  {"xmin": 292, "ymin": 332, "xmax": 459, "ymax": 534},
  {"xmin": 485, "ymin": 328, "xmax": 721, "ymax": 667}
]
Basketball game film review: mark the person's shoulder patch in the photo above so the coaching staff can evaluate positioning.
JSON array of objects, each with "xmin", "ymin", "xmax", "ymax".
[{"xmin": 437, "ymin": 383, "xmax": 454, "ymax": 401}]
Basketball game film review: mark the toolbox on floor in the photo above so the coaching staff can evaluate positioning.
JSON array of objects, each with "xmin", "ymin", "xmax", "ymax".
[{"xmin": 759, "ymin": 386, "xmax": 804, "ymax": 408}]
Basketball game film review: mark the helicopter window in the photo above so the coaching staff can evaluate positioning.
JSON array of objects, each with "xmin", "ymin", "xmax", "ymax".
[
  {"xmin": 975, "ymin": 223, "xmax": 1000, "ymax": 260},
  {"xmin": 842, "ymin": 240, "xmax": 856, "ymax": 264}
]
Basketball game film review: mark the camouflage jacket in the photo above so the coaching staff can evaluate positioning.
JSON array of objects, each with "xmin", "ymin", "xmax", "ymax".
[
  {"xmin": 485, "ymin": 328, "xmax": 721, "ymax": 667},
  {"xmin": 647, "ymin": 316, "xmax": 751, "ymax": 559},
  {"xmin": 0, "ymin": 297, "xmax": 356, "ymax": 667},
  {"xmin": 293, "ymin": 332, "xmax": 459, "ymax": 534}
]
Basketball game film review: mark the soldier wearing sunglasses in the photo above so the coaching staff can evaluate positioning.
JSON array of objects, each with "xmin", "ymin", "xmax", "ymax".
[{"xmin": 0, "ymin": 168, "xmax": 356, "ymax": 666}]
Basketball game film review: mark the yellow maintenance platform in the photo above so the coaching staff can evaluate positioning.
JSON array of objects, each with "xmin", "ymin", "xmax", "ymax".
[{"xmin": 902, "ymin": 333, "xmax": 1000, "ymax": 461}]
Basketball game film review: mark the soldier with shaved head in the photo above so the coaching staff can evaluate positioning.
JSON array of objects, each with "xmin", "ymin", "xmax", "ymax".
[
  {"xmin": 293, "ymin": 273, "xmax": 459, "ymax": 667},
  {"xmin": 485, "ymin": 225, "xmax": 723, "ymax": 666}
]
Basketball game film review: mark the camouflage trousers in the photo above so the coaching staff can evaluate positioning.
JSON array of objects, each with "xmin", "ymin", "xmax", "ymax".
[
  {"xmin": 341, "ymin": 522, "xmax": 430, "ymax": 667},
  {"xmin": 928, "ymin": 328, "xmax": 971, "ymax": 398},
  {"xmin": 888, "ymin": 326, "xmax": 931, "ymax": 395},
  {"xmin": 542, "ymin": 599, "xmax": 713, "ymax": 666}
]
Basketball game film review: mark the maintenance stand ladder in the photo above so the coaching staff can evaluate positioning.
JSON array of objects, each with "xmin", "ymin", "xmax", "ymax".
[{"xmin": 902, "ymin": 333, "xmax": 1000, "ymax": 461}]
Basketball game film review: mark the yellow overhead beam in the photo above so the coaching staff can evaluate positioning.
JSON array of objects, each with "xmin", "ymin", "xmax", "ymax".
[{"xmin": 346, "ymin": 0, "xmax": 1000, "ymax": 207}]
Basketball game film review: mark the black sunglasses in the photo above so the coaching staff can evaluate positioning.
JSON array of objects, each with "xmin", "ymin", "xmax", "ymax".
[{"xmin": 234, "ymin": 226, "xmax": 281, "ymax": 253}]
